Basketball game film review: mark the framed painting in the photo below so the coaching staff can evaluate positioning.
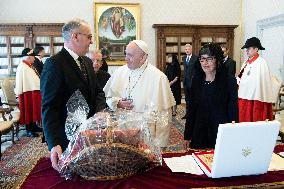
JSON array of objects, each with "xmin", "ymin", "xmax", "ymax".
[{"xmin": 94, "ymin": 2, "xmax": 140, "ymax": 65}]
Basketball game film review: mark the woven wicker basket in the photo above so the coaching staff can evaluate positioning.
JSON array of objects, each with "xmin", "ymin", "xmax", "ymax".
[{"xmin": 66, "ymin": 143, "xmax": 151, "ymax": 180}]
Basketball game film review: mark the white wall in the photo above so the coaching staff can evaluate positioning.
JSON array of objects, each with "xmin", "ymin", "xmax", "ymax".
[
  {"xmin": 242, "ymin": 0, "xmax": 284, "ymax": 81},
  {"xmin": 0, "ymin": 0, "xmax": 241, "ymax": 67},
  {"xmin": 242, "ymin": 0, "xmax": 284, "ymax": 42},
  {"xmin": 262, "ymin": 21, "xmax": 284, "ymax": 82}
]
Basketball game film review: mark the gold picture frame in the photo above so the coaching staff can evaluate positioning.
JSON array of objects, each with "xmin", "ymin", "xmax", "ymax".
[{"xmin": 94, "ymin": 2, "xmax": 140, "ymax": 66}]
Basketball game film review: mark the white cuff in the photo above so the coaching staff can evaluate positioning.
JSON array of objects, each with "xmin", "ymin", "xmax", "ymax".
[{"xmin": 106, "ymin": 97, "xmax": 121, "ymax": 111}]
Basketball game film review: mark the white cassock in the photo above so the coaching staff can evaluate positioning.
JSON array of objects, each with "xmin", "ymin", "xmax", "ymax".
[
  {"xmin": 238, "ymin": 56, "xmax": 273, "ymax": 102},
  {"xmin": 104, "ymin": 60, "xmax": 176, "ymax": 147},
  {"xmin": 15, "ymin": 60, "xmax": 41, "ymax": 125},
  {"xmin": 237, "ymin": 54, "xmax": 274, "ymax": 122}
]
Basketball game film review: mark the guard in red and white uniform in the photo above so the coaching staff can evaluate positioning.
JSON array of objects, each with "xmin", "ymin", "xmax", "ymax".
[
  {"xmin": 15, "ymin": 48, "xmax": 41, "ymax": 137},
  {"xmin": 238, "ymin": 37, "xmax": 273, "ymax": 122}
]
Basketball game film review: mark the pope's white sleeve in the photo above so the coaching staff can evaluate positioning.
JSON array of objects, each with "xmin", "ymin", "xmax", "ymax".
[{"xmin": 106, "ymin": 97, "xmax": 121, "ymax": 111}]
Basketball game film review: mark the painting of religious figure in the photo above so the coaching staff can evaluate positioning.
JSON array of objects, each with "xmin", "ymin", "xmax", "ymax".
[{"xmin": 94, "ymin": 3, "xmax": 140, "ymax": 65}]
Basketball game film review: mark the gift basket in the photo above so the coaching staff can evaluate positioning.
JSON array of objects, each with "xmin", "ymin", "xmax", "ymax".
[{"xmin": 58, "ymin": 91, "xmax": 163, "ymax": 180}]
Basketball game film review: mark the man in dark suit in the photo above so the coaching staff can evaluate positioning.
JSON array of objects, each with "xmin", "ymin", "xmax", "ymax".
[
  {"xmin": 182, "ymin": 44, "xmax": 198, "ymax": 119},
  {"xmin": 33, "ymin": 46, "xmax": 45, "ymax": 77},
  {"xmin": 41, "ymin": 19, "xmax": 106, "ymax": 171},
  {"xmin": 221, "ymin": 45, "xmax": 236, "ymax": 76},
  {"xmin": 87, "ymin": 49, "xmax": 111, "ymax": 89}
]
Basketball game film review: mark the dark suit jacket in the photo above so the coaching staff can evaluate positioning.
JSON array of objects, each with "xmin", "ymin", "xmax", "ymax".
[
  {"xmin": 96, "ymin": 69, "xmax": 110, "ymax": 89},
  {"xmin": 223, "ymin": 57, "xmax": 236, "ymax": 76},
  {"xmin": 33, "ymin": 57, "xmax": 44, "ymax": 76},
  {"xmin": 41, "ymin": 48, "xmax": 106, "ymax": 151},
  {"xmin": 183, "ymin": 54, "xmax": 198, "ymax": 102},
  {"xmin": 100, "ymin": 59, "xmax": 108, "ymax": 72}
]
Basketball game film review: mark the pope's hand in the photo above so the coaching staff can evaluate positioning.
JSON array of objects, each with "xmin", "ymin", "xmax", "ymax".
[
  {"xmin": 50, "ymin": 145, "xmax": 62, "ymax": 172},
  {"xmin": 118, "ymin": 99, "xmax": 134, "ymax": 110}
]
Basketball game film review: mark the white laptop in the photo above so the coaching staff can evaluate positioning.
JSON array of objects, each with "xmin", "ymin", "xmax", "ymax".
[{"xmin": 192, "ymin": 120, "xmax": 280, "ymax": 178}]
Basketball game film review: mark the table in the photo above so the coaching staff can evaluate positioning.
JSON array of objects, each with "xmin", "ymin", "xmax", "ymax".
[{"xmin": 19, "ymin": 148, "xmax": 284, "ymax": 189}]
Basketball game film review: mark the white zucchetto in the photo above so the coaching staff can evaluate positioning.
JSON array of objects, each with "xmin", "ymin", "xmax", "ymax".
[{"xmin": 132, "ymin": 40, "xmax": 148, "ymax": 54}]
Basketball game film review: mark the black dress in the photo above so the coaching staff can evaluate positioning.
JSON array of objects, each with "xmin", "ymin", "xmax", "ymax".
[
  {"xmin": 189, "ymin": 81, "xmax": 218, "ymax": 148},
  {"xmin": 165, "ymin": 61, "xmax": 181, "ymax": 105},
  {"xmin": 184, "ymin": 67, "xmax": 238, "ymax": 149}
]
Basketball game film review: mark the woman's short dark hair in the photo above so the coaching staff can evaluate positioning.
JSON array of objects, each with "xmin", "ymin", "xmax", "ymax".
[
  {"xmin": 171, "ymin": 53, "xmax": 179, "ymax": 63},
  {"xmin": 199, "ymin": 43, "xmax": 224, "ymax": 64}
]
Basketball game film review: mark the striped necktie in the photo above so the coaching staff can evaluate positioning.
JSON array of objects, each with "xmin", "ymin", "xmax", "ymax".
[{"xmin": 78, "ymin": 57, "xmax": 88, "ymax": 81}]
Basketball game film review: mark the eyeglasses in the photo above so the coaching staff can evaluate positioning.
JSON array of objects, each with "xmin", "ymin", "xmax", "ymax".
[
  {"xmin": 199, "ymin": 56, "xmax": 215, "ymax": 63},
  {"xmin": 77, "ymin": 32, "xmax": 92, "ymax": 40}
]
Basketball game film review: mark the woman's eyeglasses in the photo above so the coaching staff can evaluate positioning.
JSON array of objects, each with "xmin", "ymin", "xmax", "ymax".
[{"xmin": 199, "ymin": 56, "xmax": 215, "ymax": 62}]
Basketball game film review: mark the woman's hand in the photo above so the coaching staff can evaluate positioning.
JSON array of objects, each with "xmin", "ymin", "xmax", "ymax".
[
  {"xmin": 169, "ymin": 77, "xmax": 178, "ymax": 86},
  {"xmin": 183, "ymin": 140, "xmax": 191, "ymax": 151}
]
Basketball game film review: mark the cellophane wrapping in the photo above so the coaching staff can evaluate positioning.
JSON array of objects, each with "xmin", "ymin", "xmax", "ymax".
[{"xmin": 58, "ymin": 90, "xmax": 164, "ymax": 180}]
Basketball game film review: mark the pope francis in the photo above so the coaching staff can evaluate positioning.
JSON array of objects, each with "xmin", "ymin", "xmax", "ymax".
[{"xmin": 104, "ymin": 40, "xmax": 176, "ymax": 147}]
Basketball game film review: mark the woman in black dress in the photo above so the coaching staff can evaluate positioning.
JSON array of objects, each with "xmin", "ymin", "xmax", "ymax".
[
  {"xmin": 184, "ymin": 43, "xmax": 238, "ymax": 149},
  {"xmin": 165, "ymin": 54, "xmax": 181, "ymax": 116}
]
